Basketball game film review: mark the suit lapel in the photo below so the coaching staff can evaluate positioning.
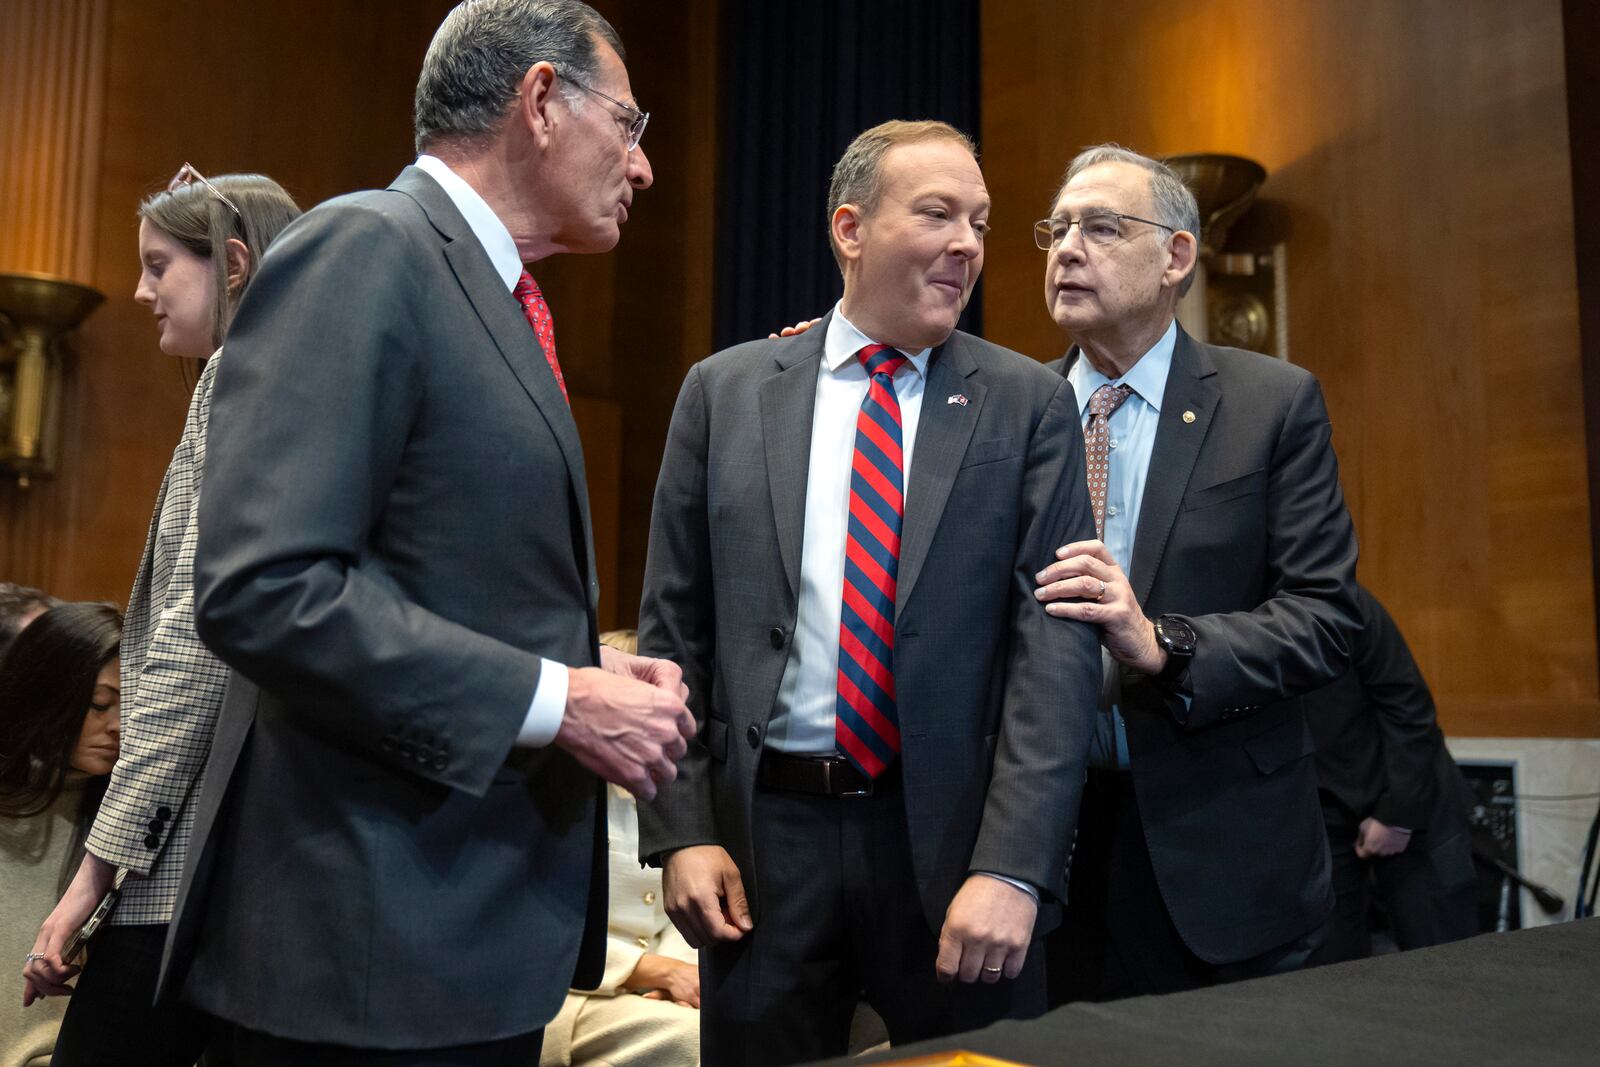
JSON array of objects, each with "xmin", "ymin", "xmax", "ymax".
[
  {"xmin": 1127, "ymin": 327, "xmax": 1220, "ymax": 606},
  {"xmin": 391, "ymin": 167, "xmax": 599, "ymax": 603},
  {"xmin": 897, "ymin": 334, "xmax": 984, "ymax": 616},
  {"xmin": 759, "ymin": 315, "xmax": 828, "ymax": 601}
]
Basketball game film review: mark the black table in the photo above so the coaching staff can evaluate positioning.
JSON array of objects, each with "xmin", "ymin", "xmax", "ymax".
[{"xmin": 817, "ymin": 918, "xmax": 1600, "ymax": 1066}]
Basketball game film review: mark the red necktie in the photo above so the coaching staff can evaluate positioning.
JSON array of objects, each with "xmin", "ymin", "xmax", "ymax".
[
  {"xmin": 513, "ymin": 269, "xmax": 568, "ymax": 402},
  {"xmin": 835, "ymin": 344, "xmax": 907, "ymax": 778}
]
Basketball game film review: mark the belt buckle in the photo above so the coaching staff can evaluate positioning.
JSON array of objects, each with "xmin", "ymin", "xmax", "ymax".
[{"xmin": 823, "ymin": 759, "xmax": 874, "ymax": 798}]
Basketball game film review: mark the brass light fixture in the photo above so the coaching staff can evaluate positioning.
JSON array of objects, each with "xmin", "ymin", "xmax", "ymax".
[
  {"xmin": 1163, "ymin": 154, "xmax": 1287, "ymax": 360},
  {"xmin": 0, "ymin": 272, "xmax": 104, "ymax": 487}
]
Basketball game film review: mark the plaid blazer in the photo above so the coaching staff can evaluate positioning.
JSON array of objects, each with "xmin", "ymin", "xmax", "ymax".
[{"xmin": 84, "ymin": 353, "xmax": 230, "ymax": 924}]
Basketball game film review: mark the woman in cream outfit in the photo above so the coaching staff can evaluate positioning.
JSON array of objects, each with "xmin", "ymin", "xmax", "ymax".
[{"xmin": 541, "ymin": 634, "xmax": 699, "ymax": 1067}]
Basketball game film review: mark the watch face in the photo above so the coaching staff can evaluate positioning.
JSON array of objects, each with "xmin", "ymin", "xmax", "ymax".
[{"xmin": 1157, "ymin": 615, "xmax": 1197, "ymax": 653}]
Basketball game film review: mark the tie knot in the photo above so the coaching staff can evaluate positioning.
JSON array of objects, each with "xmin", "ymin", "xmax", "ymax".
[
  {"xmin": 1089, "ymin": 383, "xmax": 1134, "ymax": 419},
  {"xmin": 858, "ymin": 343, "xmax": 907, "ymax": 380},
  {"xmin": 513, "ymin": 269, "xmax": 541, "ymax": 302}
]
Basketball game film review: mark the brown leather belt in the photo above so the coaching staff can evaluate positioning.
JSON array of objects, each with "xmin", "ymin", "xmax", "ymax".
[{"xmin": 757, "ymin": 751, "xmax": 901, "ymax": 797}]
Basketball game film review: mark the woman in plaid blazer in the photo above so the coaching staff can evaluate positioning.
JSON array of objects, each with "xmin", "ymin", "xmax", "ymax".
[{"xmin": 22, "ymin": 169, "xmax": 299, "ymax": 1064}]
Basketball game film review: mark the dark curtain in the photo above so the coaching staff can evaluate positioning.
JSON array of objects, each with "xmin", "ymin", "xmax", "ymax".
[{"xmin": 712, "ymin": 0, "xmax": 982, "ymax": 352}]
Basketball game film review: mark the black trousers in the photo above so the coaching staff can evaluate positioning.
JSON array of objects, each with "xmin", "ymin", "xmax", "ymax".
[
  {"xmin": 52, "ymin": 922, "xmax": 228, "ymax": 1067},
  {"xmin": 227, "ymin": 1027, "xmax": 541, "ymax": 1066},
  {"xmin": 1047, "ymin": 769, "xmax": 1321, "ymax": 1005},
  {"xmin": 1311, "ymin": 813, "xmax": 1479, "ymax": 965},
  {"xmin": 701, "ymin": 782, "xmax": 1045, "ymax": 1067}
]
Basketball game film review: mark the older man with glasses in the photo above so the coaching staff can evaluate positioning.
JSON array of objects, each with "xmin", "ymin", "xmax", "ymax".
[
  {"xmin": 159, "ymin": 2, "xmax": 694, "ymax": 1062},
  {"xmin": 1030, "ymin": 144, "xmax": 1360, "ymax": 1002}
]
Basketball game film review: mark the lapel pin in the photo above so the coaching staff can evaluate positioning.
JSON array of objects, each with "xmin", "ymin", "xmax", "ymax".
[
  {"xmin": 947, "ymin": 393, "xmax": 968, "ymax": 406},
  {"xmin": 1182, "ymin": 410, "xmax": 1196, "ymax": 424}
]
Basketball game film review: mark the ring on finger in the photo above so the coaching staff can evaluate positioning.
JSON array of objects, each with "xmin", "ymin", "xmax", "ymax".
[
  {"xmin": 22, "ymin": 952, "xmax": 45, "ymax": 964},
  {"xmin": 1092, "ymin": 578, "xmax": 1107, "ymax": 600},
  {"xmin": 981, "ymin": 965, "xmax": 1003, "ymax": 975}
]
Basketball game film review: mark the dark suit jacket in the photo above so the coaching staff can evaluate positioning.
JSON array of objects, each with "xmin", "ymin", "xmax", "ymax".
[
  {"xmin": 1306, "ymin": 583, "xmax": 1473, "ymax": 844},
  {"xmin": 1054, "ymin": 326, "xmax": 1359, "ymax": 965},
  {"xmin": 161, "ymin": 167, "xmax": 606, "ymax": 1048},
  {"xmin": 638, "ymin": 315, "xmax": 1102, "ymax": 935}
]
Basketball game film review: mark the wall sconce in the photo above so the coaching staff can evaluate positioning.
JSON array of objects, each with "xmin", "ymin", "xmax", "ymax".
[
  {"xmin": 1164, "ymin": 154, "xmax": 1288, "ymax": 360},
  {"xmin": 0, "ymin": 272, "xmax": 104, "ymax": 488}
]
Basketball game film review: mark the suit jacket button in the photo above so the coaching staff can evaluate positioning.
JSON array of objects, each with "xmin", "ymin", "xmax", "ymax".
[
  {"xmin": 144, "ymin": 834, "xmax": 160, "ymax": 849},
  {"xmin": 381, "ymin": 734, "xmax": 397, "ymax": 752},
  {"xmin": 155, "ymin": 806, "xmax": 172, "ymax": 820},
  {"xmin": 746, "ymin": 725, "xmax": 760, "ymax": 749},
  {"xmin": 415, "ymin": 747, "xmax": 432, "ymax": 765},
  {"xmin": 768, "ymin": 627, "xmax": 785, "ymax": 650},
  {"xmin": 643, "ymin": 891, "xmax": 656, "ymax": 905},
  {"xmin": 148, "ymin": 819, "xmax": 163, "ymax": 833},
  {"xmin": 433, "ymin": 754, "xmax": 448, "ymax": 771},
  {"xmin": 399, "ymin": 741, "xmax": 414, "ymax": 759}
]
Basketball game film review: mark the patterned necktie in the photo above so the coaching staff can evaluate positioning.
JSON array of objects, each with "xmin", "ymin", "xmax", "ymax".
[
  {"xmin": 835, "ymin": 344, "xmax": 908, "ymax": 778},
  {"xmin": 1084, "ymin": 384, "xmax": 1134, "ymax": 540},
  {"xmin": 513, "ymin": 269, "xmax": 568, "ymax": 402}
]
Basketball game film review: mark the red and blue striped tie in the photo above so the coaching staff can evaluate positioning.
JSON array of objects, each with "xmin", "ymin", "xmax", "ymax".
[{"xmin": 836, "ymin": 343, "xmax": 907, "ymax": 778}]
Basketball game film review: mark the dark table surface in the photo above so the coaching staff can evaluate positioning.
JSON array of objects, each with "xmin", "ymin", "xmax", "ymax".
[{"xmin": 814, "ymin": 918, "xmax": 1600, "ymax": 1066}]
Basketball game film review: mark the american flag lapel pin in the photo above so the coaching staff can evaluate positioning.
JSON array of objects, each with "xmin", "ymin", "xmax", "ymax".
[{"xmin": 947, "ymin": 393, "xmax": 968, "ymax": 406}]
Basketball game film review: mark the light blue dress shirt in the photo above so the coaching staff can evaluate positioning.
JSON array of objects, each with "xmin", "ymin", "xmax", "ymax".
[{"xmin": 1066, "ymin": 320, "xmax": 1177, "ymax": 769}]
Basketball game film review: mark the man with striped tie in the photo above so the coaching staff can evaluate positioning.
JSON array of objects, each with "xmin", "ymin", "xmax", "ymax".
[{"xmin": 638, "ymin": 120, "xmax": 1102, "ymax": 1066}]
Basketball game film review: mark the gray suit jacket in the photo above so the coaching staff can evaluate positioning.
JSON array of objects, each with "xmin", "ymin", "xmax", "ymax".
[
  {"xmin": 638, "ymin": 316, "xmax": 1101, "ymax": 934},
  {"xmin": 1055, "ymin": 326, "xmax": 1359, "ymax": 964},
  {"xmin": 160, "ymin": 167, "xmax": 607, "ymax": 1048}
]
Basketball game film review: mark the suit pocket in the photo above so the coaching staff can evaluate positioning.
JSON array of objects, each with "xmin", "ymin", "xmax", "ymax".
[
  {"xmin": 959, "ymin": 436, "xmax": 1016, "ymax": 469},
  {"xmin": 704, "ymin": 716, "xmax": 729, "ymax": 762},
  {"xmin": 1181, "ymin": 466, "xmax": 1266, "ymax": 512},
  {"xmin": 1244, "ymin": 716, "xmax": 1315, "ymax": 776}
]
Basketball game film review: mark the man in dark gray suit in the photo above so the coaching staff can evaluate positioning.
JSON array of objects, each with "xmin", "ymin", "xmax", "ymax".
[
  {"xmin": 1033, "ymin": 145, "xmax": 1359, "ymax": 999},
  {"xmin": 164, "ymin": 2, "xmax": 694, "ymax": 1060},
  {"xmin": 638, "ymin": 120, "xmax": 1101, "ymax": 1066}
]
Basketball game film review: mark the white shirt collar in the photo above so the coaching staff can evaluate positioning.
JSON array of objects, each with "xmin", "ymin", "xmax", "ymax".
[
  {"xmin": 1068, "ymin": 318, "xmax": 1178, "ymax": 416},
  {"xmin": 822, "ymin": 303, "xmax": 932, "ymax": 377},
  {"xmin": 413, "ymin": 155, "xmax": 523, "ymax": 291}
]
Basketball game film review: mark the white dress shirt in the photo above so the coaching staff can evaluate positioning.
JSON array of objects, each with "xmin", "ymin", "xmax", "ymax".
[
  {"xmin": 765, "ymin": 306, "xmax": 930, "ymax": 752},
  {"xmin": 765, "ymin": 307, "xmax": 1033, "ymax": 900},
  {"xmin": 413, "ymin": 154, "xmax": 567, "ymax": 747}
]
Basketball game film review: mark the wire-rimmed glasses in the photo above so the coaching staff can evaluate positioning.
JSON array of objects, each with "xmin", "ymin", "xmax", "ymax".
[
  {"xmin": 1033, "ymin": 212, "xmax": 1175, "ymax": 251},
  {"xmin": 169, "ymin": 163, "xmax": 241, "ymax": 218},
  {"xmin": 561, "ymin": 75, "xmax": 650, "ymax": 151}
]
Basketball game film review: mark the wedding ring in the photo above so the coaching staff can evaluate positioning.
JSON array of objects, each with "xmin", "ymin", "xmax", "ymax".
[
  {"xmin": 982, "ymin": 965, "xmax": 1003, "ymax": 974},
  {"xmin": 23, "ymin": 952, "xmax": 45, "ymax": 963},
  {"xmin": 1093, "ymin": 578, "xmax": 1107, "ymax": 600}
]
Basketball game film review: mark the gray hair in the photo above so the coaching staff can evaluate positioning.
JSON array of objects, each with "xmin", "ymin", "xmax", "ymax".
[
  {"xmin": 413, "ymin": 0, "xmax": 624, "ymax": 153},
  {"xmin": 1056, "ymin": 144, "xmax": 1201, "ymax": 296}
]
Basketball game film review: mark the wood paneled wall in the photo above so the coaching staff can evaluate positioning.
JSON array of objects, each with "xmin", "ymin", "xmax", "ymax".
[
  {"xmin": 981, "ymin": 0, "xmax": 1597, "ymax": 737},
  {"xmin": 0, "ymin": 0, "xmax": 718, "ymax": 634}
]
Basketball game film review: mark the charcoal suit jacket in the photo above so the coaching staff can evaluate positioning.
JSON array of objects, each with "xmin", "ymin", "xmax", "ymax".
[
  {"xmin": 638, "ymin": 314, "xmax": 1102, "ymax": 934},
  {"xmin": 159, "ymin": 166, "xmax": 607, "ymax": 1049},
  {"xmin": 1054, "ymin": 325, "xmax": 1360, "ymax": 964}
]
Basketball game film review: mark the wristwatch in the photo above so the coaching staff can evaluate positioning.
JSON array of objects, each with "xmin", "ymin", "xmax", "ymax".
[{"xmin": 1152, "ymin": 614, "xmax": 1196, "ymax": 685}]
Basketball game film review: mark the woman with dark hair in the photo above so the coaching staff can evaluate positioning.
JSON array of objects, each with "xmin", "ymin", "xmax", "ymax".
[
  {"xmin": 1, "ymin": 602, "xmax": 121, "ymax": 1067},
  {"xmin": 21, "ymin": 167, "xmax": 302, "ymax": 1064}
]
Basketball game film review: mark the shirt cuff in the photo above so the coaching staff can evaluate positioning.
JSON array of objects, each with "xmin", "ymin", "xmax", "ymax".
[
  {"xmin": 974, "ymin": 871, "xmax": 1040, "ymax": 901},
  {"xmin": 516, "ymin": 658, "xmax": 568, "ymax": 747}
]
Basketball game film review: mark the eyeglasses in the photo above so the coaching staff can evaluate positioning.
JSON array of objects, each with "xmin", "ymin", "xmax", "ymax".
[
  {"xmin": 560, "ymin": 74, "xmax": 650, "ymax": 151},
  {"xmin": 169, "ymin": 163, "xmax": 241, "ymax": 219},
  {"xmin": 1033, "ymin": 212, "xmax": 1175, "ymax": 251}
]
